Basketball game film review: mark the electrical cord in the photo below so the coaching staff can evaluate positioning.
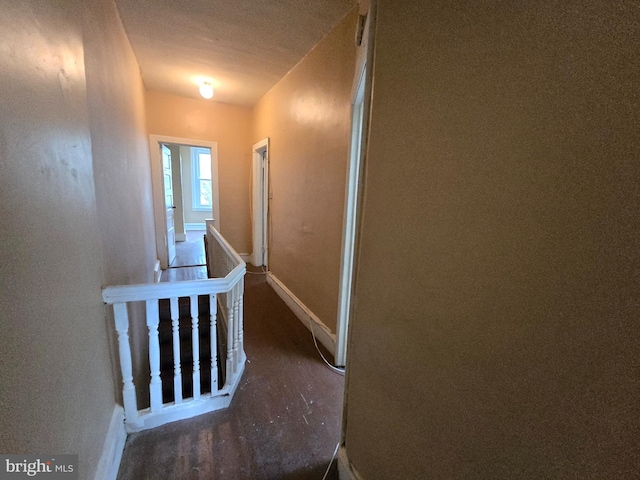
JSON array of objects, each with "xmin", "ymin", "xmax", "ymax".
[
  {"xmin": 321, "ymin": 443, "xmax": 340, "ymax": 480},
  {"xmin": 308, "ymin": 317, "xmax": 345, "ymax": 376},
  {"xmin": 247, "ymin": 264, "xmax": 344, "ymax": 374}
]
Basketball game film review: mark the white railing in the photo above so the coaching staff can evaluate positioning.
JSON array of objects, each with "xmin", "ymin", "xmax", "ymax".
[{"xmin": 102, "ymin": 220, "xmax": 246, "ymax": 433}]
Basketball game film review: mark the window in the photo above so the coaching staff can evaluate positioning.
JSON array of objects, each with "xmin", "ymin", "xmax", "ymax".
[{"xmin": 192, "ymin": 147, "xmax": 212, "ymax": 211}]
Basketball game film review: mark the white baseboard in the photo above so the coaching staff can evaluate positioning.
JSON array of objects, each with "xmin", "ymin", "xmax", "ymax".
[
  {"xmin": 93, "ymin": 405, "xmax": 127, "ymax": 480},
  {"xmin": 266, "ymin": 273, "xmax": 336, "ymax": 358},
  {"xmin": 239, "ymin": 253, "xmax": 252, "ymax": 263},
  {"xmin": 184, "ymin": 223, "xmax": 206, "ymax": 231},
  {"xmin": 338, "ymin": 445, "xmax": 364, "ymax": 480},
  {"xmin": 175, "ymin": 232, "xmax": 187, "ymax": 242},
  {"xmin": 153, "ymin": 260, "xmax": 161, "ymax": 283}
]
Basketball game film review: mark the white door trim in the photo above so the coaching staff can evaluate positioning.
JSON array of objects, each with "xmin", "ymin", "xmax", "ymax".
[
  {"xmin": 149, "ymin": 135, "xmax": 220, "ymax": 269},
  {"xmin": 335, "ymin": 4, "xmax": 374, "ymax": 367},
  {"xmin": 162, "ymin": 145, "xmax": 177, "ymax": 266},
  {"xmin": 251, "ymin": 138, "xmax": 269, "ymax": 267}
]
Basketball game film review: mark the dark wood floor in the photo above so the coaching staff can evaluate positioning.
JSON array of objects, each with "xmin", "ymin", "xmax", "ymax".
[
  {"xmin": 118, "ymin": 237, "xmax": 344, "ymax": 479},
  {"xmin": 161, "ymin": 231, "xmax": 208, "ymax": 282}
]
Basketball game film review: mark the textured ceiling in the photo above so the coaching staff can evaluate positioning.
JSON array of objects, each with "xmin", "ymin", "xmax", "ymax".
[{"xmin": 114, "ymin": 0, "xmax": 356, "ymax": 107}]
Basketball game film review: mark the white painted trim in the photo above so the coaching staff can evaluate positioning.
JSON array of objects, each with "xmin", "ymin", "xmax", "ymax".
[
  {"xmin": 336, "ymin": 71, "xmax": 366, "ymax": 368},
  {"xmin": 184, "ymin": 222, "xmax": 206, "ymax": 231},
  {"xmin": 175, "ymin": 233, "xmax": 187, "ymax": 242},
  {"xmin": 239, "ymin": 253, "xmax": 253, "ymax": 263},
  {"xmin": 123, "ymin": 383, "xmax": 243, "ymax": 433},
  {"xmin": 266, "ymin": 273, "xmax": 336, "ymax": 357},
  {"xmin": 338, "ymin": 445, "xmax": 364, "ymax": 480},
  {"xmin": 190, "ymin": 146, "xmax": 215, "ymax": 211},
  {"xmin": 93, "ymin": 405, "xmax": 126, "ymax": 480},
  {"xmin": 251, "ymin": 138, "xmax": 269, "ymax": 267},
  {"xmin": 149, "ymin": 135, "xmax": 220, "ymax": 269},
  {"xmin": 153, "ymin": 260, "xmax": 161, "ymax": 283},
  {"xmin": 103, "ymin": 265, "xmax": 245, "ymax": 304},
  {"xmin": 336, "ymin": 31, "xmax": 370, "ymax": 368}
]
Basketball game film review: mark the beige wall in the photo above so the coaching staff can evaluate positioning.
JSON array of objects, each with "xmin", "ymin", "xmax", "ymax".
[
  {"xmin": 252, "ymin": 8, "xmax": 357, "ymax": 333},
  {"xmin": 343, "ymin": 1, "xmax": 640, "ymax": 478},
  {"xmin": 83, "ymin": 0, "xmax": 158, "ymax": 408},
  {"xmin": 0, "ymin": 0, "xmax": 151, "ymax": 476},
  {"xmin": 85, "ymin": 0, "xmax": 157, "ymax": 288},
  {"xmin": 146, "ymin": 91, "xmax": 252, "ymax": 253}
]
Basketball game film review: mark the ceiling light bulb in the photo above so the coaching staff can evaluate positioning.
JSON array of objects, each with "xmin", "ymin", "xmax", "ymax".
[{"xmin": 199, "ymin": 81, "xmax": 214, "ymax": 99}]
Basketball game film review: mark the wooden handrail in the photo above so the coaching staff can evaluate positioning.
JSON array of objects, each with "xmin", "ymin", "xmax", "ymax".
[
  {"xmin": 102, "ymin": 264, "xmax": 245, "ymax": 304},
  {"xmin": 206, "ymin": 221, "xmax": 244, "ymax": 266}
]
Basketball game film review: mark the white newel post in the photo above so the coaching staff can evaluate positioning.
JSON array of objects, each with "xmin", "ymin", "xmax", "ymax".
[
  {"xmin": 113, "ymin": 302, "xmax": 138, "ymax": 423},
  {"xmin": 190, "ymin": 295, "xmax": 201, "ymax": 399},
  {"xmin": 209, "ymin": 294, "xmax": 218, "ymax": 392},
  {"xmin": 146, "ymin": 300, "xmax": 163, "ymax": 412},
  {"xmin": 170, "ymin": 297, "xmax": 182, "ymax": 404}
]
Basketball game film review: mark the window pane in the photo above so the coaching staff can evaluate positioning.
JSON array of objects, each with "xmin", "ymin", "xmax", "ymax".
[
  {"xmin": 200, "ymin": 180, "xmax": 212, "ymax": 206},
  {"xmin": 199, "ymin": 154, "xmax": 211, "ymax": 180}
]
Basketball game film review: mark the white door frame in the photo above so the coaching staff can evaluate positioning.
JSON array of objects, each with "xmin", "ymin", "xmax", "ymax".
[
  {"xmin": 149, "ymin": 135, "xmax": 220, "ymax": 269},
  {"xmin": 335, "ymin": 5, "xmax": 373, "ymax": 367},
  {"xmin": 162, "ymin": 145, "xmax": 177, "ymax": 266},
  {"xmin": 251, "ymin": 138, "xmax": 269, "ymax": 267}
]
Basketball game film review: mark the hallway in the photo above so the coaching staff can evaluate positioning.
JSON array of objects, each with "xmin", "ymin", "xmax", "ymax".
[{"xmin": 117, "ymin": 233, "xmax": 344, "ymax": 479}]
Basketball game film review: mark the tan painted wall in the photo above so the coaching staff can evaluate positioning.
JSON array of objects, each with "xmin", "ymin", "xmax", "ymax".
[
  {"xmin": 343, "ymin": 1, "xmax": 640, "ymax": 478},
  {"xmin": 146, "ymin": 91, "xmax": 252, "ymax": 253},
  {"xmin": 252, "ymin": 8, "xmax": 357, "ymax": 333},
  {"xmin": 83, "ymin": 0, "xmax": 158, "ymax": 409},
  {"xmin": 85, "ymin": 0, "xmax": 157, "ymax": 288},
  {"xmin": 0, "ymin": 0, "xmax": 149, "ymax": 476}
]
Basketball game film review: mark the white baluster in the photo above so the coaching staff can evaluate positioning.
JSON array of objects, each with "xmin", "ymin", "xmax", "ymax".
[
  {"xmin": 170, "ymin": 297, "xmax": 182, "ymax": 404},
  {"xmin": 146, "ymin": 300, "xmax": 163, "ymax": 412},
  {"xmin": 226, "ymin": 297, "xmax": 235, "ymax": 384},
  {"xmin": 190, "ymin": 295, "xmax": 201, "ymax": 399},
  {"xmin": 113, "ymin": 303, "xmax": 138, "ymax": 423},
  {"xmin": 209, "ymin": 294, "xmax": 218, "ymax": 393},
  {"xmin": 102, "ymin": 226, "xmax": 248, "ymax": 431},
  {"xmin": 233, "ymin": 286, "xmax": 240, "ymax": 371},
  {"xmin": 237, "ymin": 293, "xmax": 244, "ymax": 356}
]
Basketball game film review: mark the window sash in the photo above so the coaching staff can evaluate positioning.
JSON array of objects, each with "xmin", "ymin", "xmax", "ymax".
[{"xmin": 192, "ymin": 147, "xmax": 212, "ymax": 211}]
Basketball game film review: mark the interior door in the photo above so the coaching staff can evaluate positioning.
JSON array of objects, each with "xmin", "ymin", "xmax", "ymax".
[{"xmin": 162, "ymin": 144, "xmax": 177, "ymax": 265}]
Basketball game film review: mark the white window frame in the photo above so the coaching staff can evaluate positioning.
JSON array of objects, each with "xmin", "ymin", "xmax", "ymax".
[{"xmin": 191, "ymin": 147, "xmax": 212, "ymax": 211}]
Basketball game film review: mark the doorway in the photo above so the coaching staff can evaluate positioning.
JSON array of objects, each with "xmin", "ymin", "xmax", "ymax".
[
  {"xmin": 149, "ymin": 135, "xmax": 220, "ymax": 270},
  {"xmin": 335, "ymin": 69, "xmax": 367, "ymax": 367},
  {"xmin": 251, "ymin": 138, "xmax": 269, "ymax": 268}
]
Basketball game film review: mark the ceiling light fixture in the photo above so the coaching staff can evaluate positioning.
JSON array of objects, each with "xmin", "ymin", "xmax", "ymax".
[{"xmin": 199, "ymin": 81, "xmax": 214, "ymax": 99}]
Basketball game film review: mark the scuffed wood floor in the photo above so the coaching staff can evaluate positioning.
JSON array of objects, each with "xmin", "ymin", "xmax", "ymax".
[
  {"xmin": 161, "ymin": 231, "xmax": 208, "ymax": 282},
  {"xmin": 118, "ymin": 257, "xmax": 344, "ymax": 479}
]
